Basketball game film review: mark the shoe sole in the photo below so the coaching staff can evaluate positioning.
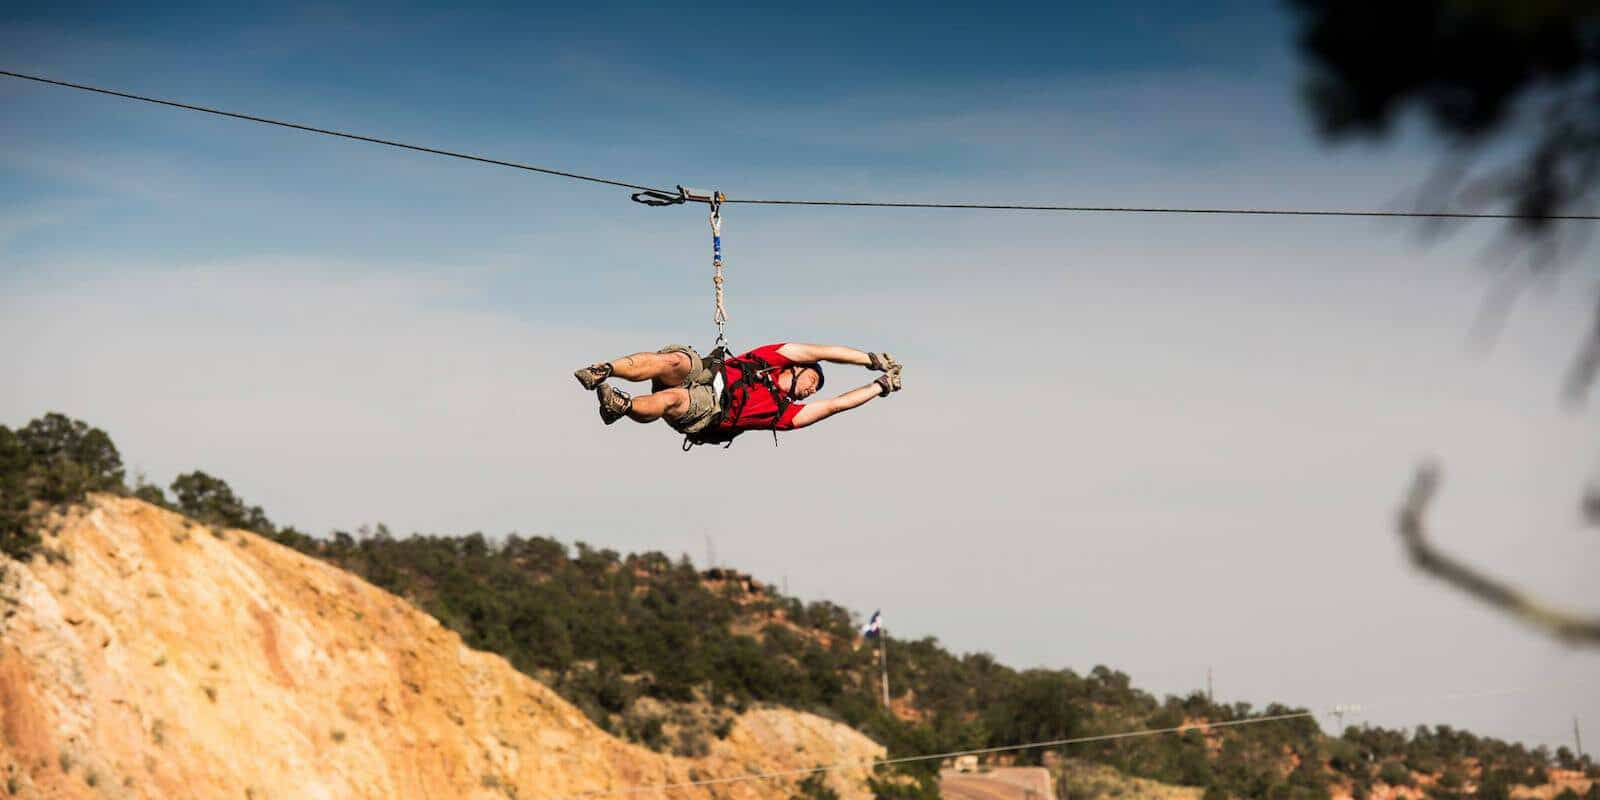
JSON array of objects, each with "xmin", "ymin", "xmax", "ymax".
[{"xmin": 575, "ymin": 368, "xmax": 605, "ymax": 390}]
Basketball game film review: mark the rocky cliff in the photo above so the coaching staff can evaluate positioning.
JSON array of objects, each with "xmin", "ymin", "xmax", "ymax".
[{"xmin": 0, "ymin": 496, "xmax": 883, "ymax": 799}]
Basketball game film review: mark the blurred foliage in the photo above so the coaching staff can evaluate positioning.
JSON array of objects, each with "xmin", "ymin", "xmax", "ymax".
[{"xmin": 1292, "ymin": 0, "xmax": 1600, "ymax": 231}]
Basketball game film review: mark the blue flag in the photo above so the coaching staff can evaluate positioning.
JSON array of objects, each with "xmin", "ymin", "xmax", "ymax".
[{"xmin": 861, "ymin": 610, "xmax": 883, "ymax": 638}]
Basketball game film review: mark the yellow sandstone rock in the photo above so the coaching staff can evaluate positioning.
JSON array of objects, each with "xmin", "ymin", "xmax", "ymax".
[{"xmin": 0, "ymin": 496, "xmax": 883, "ymax": 799}]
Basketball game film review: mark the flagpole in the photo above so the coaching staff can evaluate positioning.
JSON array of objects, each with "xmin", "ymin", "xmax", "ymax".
[{"xmin": 879, "ymin": 627, "xmax": 891, "ymax": 710}]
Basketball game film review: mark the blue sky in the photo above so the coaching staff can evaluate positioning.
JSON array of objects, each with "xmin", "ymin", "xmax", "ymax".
[
  {"xmin": 4, "ymin": 1, "xmax": 1598, "ymax": 751},
  {"xmin": 1, "ymin": 0, "xmax": 1313, "ymax": 274}
]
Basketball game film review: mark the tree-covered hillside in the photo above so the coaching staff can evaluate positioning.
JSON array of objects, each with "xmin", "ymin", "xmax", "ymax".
[{"xmin": 4, "ymin": 412, "xmax": 1596, "ymax": 800}]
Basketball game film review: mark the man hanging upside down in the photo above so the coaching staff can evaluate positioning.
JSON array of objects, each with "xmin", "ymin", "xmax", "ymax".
[{"xmin": 574, "ymin": 343, "xmax": 902, "ymax": 442}]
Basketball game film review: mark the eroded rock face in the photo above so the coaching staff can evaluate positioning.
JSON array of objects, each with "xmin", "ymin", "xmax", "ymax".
[{"xmin": 0, "ymin": 497, "xmax": 883, "ymax": 799}]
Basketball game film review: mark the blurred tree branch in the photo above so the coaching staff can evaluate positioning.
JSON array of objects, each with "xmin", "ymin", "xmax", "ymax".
[
  {"xmin": 1565, "ymin": 293, "xmax": 1600, "ymax": 405},
  {"xmin": 1292, "ymin": 0, "xmax": 1600, "ymax": 400},
  {"xmin": 1293, "ymin": 2, "xmax": 1600, "ymax": 642},
  {"xmin": 1399, "ymin": 465, "xmax": 1600, "ymax": 645},
  {"xmin": 1293, "ymin": 0, "xmax": 1600, "ymax": 228}
]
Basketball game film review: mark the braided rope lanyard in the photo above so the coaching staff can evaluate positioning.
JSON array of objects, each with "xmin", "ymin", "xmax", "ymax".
[
  {"xmin": 709, "ymin": 190, "xmax": 728, "ymax": 349},
  {"xmin": 627, "ymin": 185, "xmax": 730, "ymax": 349}
]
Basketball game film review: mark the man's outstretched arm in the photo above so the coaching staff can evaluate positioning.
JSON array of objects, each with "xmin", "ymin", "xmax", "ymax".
[
  {"xmin": 776, "ymin": 343, "xmax": 882, "ymax": 367},
  {"xmin": 789, "ymin": 372, "xmax": 902, "ymax": 429},
  {"xmin": 789, "ymin": 384, "xmax": 882, "ymax": 429}
]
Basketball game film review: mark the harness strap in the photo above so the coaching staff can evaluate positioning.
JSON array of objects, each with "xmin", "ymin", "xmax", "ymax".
[
  {"xmin": 681, "ymin": 350, "xmax": 793, "ymax": 451},
  {"xmin": 682, "ymin": 345, "xmax": 734, "ymax": 451}
]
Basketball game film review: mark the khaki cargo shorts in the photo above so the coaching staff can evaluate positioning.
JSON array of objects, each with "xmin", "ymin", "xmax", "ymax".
[{"xmin": 654, "ymin": 344, "xmax": 720, "ymax": 435}]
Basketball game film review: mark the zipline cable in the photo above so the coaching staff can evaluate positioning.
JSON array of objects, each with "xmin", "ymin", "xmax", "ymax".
[
  {"xmin": 727, "ymin": 198, "xmax": 1600, "ymax": 219},
  {"xmin": 7, "ymin": 69, "xmax": 1600, "ymax": 222},
  {"xmin": 0, "ymin": 69, "xmax": 664, "ymax": 194},
  {"xmin": 553, "ymin": 679, "xmax": 1583, "ymax": 799}
]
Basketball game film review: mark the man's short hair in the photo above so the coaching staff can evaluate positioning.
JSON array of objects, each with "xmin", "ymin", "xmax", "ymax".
[{"xmin": 800, "ymin": 362, "xmax": 824, "ymax": 393}]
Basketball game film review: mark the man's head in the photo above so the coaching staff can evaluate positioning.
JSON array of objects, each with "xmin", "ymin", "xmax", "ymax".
[{"xmin": 780, "ymin": 363, "xmax": 825, "ymax": 399}]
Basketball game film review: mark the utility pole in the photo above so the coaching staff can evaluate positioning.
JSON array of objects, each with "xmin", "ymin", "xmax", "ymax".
[
  {"xmin": 705, "ymin": 534, "xmax": 717, "ymax": 571},
  {"xmin": 1330, "ymin": 704, "xmax": 1362, "ymax": 735},
  {"xmin": 1576, "ymin": 716, "xmax": 1585, "ymax": 760},
  {"xmin": 1206, "ymin": 667, "xmax": 1214, "ymax": 704}
]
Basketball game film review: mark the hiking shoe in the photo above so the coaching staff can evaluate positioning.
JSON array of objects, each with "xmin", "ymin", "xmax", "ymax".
[
  {"xmin": 596, "ymin": 384, "xmax": 632, "ymax": 425},
  {"xmin": 874, "ymin": 366, "xmax": 903, "ymax": 396},
  {"xmin": 867, "ymin": 352, "xmax": 900, "ymax": 372},
  {"xmin": 574, "ymin": 362, "xmax": 613, "ymax": 390}
]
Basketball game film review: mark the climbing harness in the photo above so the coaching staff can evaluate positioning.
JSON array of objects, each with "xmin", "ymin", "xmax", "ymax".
[{"xmin": 679, "ymin": 350, "xmax": 799, "ymax": 451}]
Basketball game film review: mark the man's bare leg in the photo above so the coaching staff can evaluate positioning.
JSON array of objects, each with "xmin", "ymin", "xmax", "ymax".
[
  {"xmin": 604, "ymin": 352, "xmax": 692, "ymax": 385},
  {"xmin": 625, "ymin": 387, "xmax": 690, "ymax": 424},
  {"xmin": 578, "ymin": 351, "xmax": 692, "ymax": 389}
]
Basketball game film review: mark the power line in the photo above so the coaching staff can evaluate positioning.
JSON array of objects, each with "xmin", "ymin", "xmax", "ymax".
[
  {"xmin": 560, "ymin": 711, "xmax": 1319, "ymax": 800},
  {"xmin": 6, "ymin": 68, "xmax": 1600, "ymax": 222}
]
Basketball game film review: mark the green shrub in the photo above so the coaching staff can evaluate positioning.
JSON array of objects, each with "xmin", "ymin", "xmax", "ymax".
[
  {"xmin": 791, "ymin": 772, "xmax": 840, "ymax": 800},
  {"xmin": 671, "ymin": 727, "xmax": 709, "ymax": 758},
  {"xmin": 1378, "ymin": 761, "xmax": 1411, "ymax": 787},
  {"xmin": 0, "ymin": 414, "xmax": 128, "ymax": 559},
  {"xmin": 132, "ymin": 480, "xmax": 169, "ymax": 508},
  {"xmin": 865, "ymin": 768, "xmax": 939, "ymax": 800},
  {"xmin": 0, "ymin": 427, "xmax": 36, "ymax": 559},
  {"xmin": 17, "ymin": 414, "xmax": 125, "ymax": 505},
  {"xmin": 1438, "ymin": 767, "xmax": 1465, "ymax": 789},
  {"xmin": 623, "ymin": 713, "xmax": 666, "ymax": 751},
  {"xmin": 169, "ymin": 471, "xmax": 274, "ymax": 534}
]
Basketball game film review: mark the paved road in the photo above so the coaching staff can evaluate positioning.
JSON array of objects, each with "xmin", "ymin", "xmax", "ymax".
[{"xmin": 940, "ymin": 768, "xmax": 1053, "ymax": 800}]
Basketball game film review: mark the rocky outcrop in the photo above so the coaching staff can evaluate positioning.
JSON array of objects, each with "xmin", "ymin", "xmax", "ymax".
[{"xmin": 0, "ymin": 497, "xmax": 883, "ymax": 799}]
